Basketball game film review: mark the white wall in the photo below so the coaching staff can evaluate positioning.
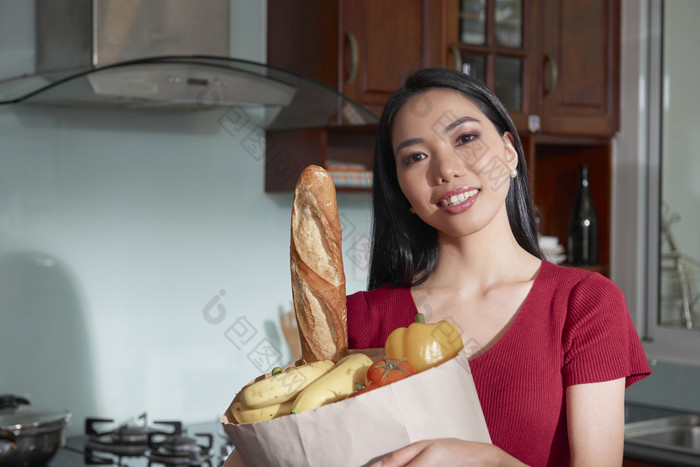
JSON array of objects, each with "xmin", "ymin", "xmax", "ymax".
[{"xmin": 0, "ymin": 0, "xmax": 372, "ymax": 434}]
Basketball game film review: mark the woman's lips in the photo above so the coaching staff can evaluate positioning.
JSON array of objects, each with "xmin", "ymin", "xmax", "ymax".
[{"xmin": 436, "ymin": 187, "xmax": 480, "ymax": 213}]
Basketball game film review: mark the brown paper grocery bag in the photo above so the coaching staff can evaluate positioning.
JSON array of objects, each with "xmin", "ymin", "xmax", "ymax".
[{"xmin": 221, "ymin": 347, "xmax": 490, "ymax": 467}]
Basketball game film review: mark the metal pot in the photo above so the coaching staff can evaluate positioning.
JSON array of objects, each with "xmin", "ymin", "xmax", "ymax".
[{"xmin": 0, "ymin": 394, "xmax": 71, "ymax": 467}]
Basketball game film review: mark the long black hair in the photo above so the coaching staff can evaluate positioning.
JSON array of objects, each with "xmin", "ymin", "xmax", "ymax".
[{"xmin": 368, "ymin": 67, "xmax": 543, "ymax": 290}]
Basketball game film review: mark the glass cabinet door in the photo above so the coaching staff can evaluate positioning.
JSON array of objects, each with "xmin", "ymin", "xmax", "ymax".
[
  {"xmin": 494, "ymin": 0, "xmax": 522, "ymax": 48},
  {"xmin": 452, "ymin": 0, "xmax": 535, "ymax": 131},
  {"xmin": 459, "ymin": 0, "xmax": 487, "ymax": 45}
]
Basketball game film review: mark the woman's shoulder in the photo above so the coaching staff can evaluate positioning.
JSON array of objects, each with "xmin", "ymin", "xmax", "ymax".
[
  {"xmin": 539, "ymin": 260, "xmax": 623, "ymax": 298},
  {"xmin": 537, "ymin": 261, "xmax": 630, "ymax": 333},
  {"xmin": 530, "ymin": 260, "xmax": 628, "ymax": 327}
]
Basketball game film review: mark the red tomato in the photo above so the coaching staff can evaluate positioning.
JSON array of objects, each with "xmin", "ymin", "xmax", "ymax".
[{"xmin": 365, "ymin": 357, "xmax": 417, "ymax": 387}]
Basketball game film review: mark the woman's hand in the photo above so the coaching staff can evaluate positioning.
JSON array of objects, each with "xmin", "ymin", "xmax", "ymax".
[{"xmin": 368, "ymin": 438, "xmax": 527, "ymax": 466}]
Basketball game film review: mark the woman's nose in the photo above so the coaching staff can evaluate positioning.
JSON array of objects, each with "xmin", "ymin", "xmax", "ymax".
[{"xmin": 432, "ymin": 147, "xmax": 466, "ymax": 184}]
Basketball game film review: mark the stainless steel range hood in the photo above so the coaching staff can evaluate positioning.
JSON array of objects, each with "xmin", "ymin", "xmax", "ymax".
[{"xmin": 0, "ymin": 0, "xmax": 378, "ymax": 130}]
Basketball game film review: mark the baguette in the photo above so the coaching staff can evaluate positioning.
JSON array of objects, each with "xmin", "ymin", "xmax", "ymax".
[{"xmin": 290, "ymin": 165, "xmax": 348, "ymax": 363}]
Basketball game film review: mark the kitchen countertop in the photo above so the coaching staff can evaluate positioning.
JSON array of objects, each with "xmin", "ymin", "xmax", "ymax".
[
  {"xmin": 625, "ymin": 402, "xmax": 692, "ymax": 423},
  {"xmin": 624, "ymin": 402, "xmax": 700, "ymax": 466}
]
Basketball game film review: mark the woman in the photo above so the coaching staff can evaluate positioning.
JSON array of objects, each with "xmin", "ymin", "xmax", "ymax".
[{"xmin": 347, "ymin": 68, "xmax": 650, "ymax": 466}]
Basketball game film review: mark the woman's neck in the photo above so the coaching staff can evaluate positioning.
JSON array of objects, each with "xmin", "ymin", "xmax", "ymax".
[{"xmin": 424, "ymin": 213, "xmax": 539, "ymax": 292}]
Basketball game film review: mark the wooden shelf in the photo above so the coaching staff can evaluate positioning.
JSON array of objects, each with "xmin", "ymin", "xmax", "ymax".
[
  {"xmin": 265, "ymin": 125, "xmax": 377, "ymax": 192},
  {"xmin": 523, "ymin": 135, "xmax": 611, "ymax": 275}
]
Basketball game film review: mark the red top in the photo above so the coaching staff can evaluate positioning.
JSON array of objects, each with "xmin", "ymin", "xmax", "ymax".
[{"xmin": 347, "ymin": 260, "xmax": 651, "ymax": 467}]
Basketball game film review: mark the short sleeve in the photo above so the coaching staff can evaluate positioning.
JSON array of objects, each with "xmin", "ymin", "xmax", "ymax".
[{"xmin": 562, "ymin": 274, "xmax": 651, "ymax": 388}]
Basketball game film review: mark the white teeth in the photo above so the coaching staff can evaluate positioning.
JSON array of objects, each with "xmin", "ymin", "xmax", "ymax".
[{"xmin": 439, "ymin": 189, "xmax": 478, "ymax": 207}]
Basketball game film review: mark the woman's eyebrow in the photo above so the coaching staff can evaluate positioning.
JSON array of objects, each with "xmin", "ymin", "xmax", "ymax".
[
  {"xmin": 394, "ymin": 137, "xmax": 424, "ymax": 154},
  {"xmin": 443, "ymin": 115, "xmax": 480, "ymax": 133}
]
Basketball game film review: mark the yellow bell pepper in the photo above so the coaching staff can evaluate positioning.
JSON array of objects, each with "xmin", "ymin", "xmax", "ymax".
[{"xmin": 384, "ymin": 313, "xmax": 463, "ymax": 372}]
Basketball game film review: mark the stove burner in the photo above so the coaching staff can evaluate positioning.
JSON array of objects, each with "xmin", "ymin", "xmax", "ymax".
[
  {"xmin": 85, "ymin": 413, "xmax": 167, "ymax": 457},
  {"xmin": 83, "ymin": 414, "xmax": 216, "ymax": 466},
  {"xmin": 146, "ymin": 421, "xmax": 214, "ymax": 466}
]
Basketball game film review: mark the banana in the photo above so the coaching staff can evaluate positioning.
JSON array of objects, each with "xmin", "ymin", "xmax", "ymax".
[
  {"xmin": 239, "ymin": 359, "xmax": 335, "ymax": 409},
  {"xmin": 291, "ymin": 353, "xmax": 373, "ymax": 414},
  {"xmin": 230, "ymin": 399, "xmax": 294, "ymax": 424}
]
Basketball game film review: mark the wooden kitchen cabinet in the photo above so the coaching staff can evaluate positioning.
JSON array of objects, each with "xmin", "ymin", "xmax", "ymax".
[
  {"xmin": 524, "ymin": 134, "xmax": 612, "ymax": 274},
  {"xmin": 443, "ymin": 0, "xmax": 541, "ymax": 133},
  {"xmin": 444, "ymin": 0, "xmax": 619, "ymax": 137},
  {"xmin": 531, "ymin": 0, "xmax": 618, "ymax": 273},
  {"xmin": 267, "ymin": 0, "xmax": 430, "ymax": 117},
  {"xmin": 340, "ymin": 0, "xmax": 426, "ymax": 115},
  {"xmin": 266, "ymin": 0, "xmax": 434, "ymax": 192},
  {"xmin": 540, "ymin": 0, "xmax": 620, "ymax": 136},
  {"xmin": 264, "ymin": 126, "xmax": 376, "ymax": 192}
]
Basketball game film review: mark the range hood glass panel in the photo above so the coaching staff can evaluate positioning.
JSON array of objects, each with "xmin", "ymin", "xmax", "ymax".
[
  {"xmin": 85, "ymin": 63, "xmax": 297, "ymax": 107},
  {"xmin": 0, "ymin": 69, "xmax": 78, "ymax": 102},
  {"xmin": 0, "ymin": 56, "xmax": 379, "ymax": 130}
]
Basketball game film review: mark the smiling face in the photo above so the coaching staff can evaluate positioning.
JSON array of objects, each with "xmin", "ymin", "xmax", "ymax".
[{"xmin": 392, "ymin": 88, "xmax": 518, "ymax": 239}]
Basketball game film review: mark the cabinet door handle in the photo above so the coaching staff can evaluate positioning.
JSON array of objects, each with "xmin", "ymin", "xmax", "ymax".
[
  {"xmin": 450, "ymin": 42, "xmax": 463, "ymax": 73},
  {"xmin": 346, "ymin": 32, "xmax": 359, "ymax": 85},
  {"xmin": 544, "ymin": 54, "xmax": 559, "ymax": 99}
]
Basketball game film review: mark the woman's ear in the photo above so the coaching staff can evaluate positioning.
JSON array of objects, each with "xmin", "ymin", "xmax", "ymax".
[{"xmin": 503, "ymin": 132, "xmax": 518, "ymax": 169}]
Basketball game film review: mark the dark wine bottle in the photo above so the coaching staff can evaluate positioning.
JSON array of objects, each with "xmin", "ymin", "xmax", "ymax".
[{"xmin": 568, "ymin": 165, "xmax": 598, "ymax": 265}]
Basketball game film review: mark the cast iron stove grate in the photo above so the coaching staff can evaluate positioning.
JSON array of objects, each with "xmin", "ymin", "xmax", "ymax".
[{"xmin": 83, "ymin": 414, "xmax": 214, "ymax": 466}]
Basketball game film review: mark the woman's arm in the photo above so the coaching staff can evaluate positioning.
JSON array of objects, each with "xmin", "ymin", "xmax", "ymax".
[
  {"xmin": 566, "ymin": 378, "xmax": 626, "ymax": 466},
  {"xmin": 368, "ymin": 439, "xmax": 527, "ymax": 466}
]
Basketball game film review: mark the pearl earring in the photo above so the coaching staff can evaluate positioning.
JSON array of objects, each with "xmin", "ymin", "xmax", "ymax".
[{"xmin": 510, "ymin": 169, "xmax": 518, "ymax": 179}]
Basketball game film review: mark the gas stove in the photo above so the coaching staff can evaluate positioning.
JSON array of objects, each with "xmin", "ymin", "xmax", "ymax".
[{"xmin": 49, "ymin": 414, "xmax": 233, "ymax": 467}]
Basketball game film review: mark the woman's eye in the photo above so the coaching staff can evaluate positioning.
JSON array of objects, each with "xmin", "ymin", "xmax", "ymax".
[
  {"xmin": 456, "ymin": 133, "xmax": 477, "ymax": 145},
  {"xmin": 402, "ymin": 153, "xmax": 427, "ymax": 166}
]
